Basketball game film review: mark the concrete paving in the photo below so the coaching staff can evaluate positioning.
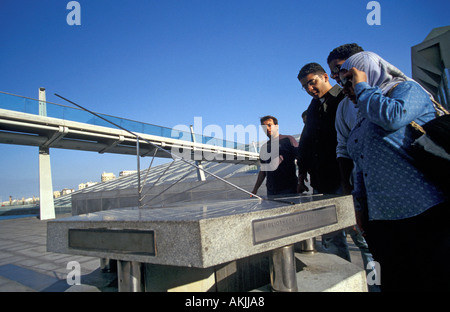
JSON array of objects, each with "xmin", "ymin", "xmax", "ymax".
[
  {"xmin": 0, "ymin": 213, "xmax": 367, "ymax": 292},
  {"xmin": 0, "ymin": 214, "xmax": 117, "ymax": 292}
]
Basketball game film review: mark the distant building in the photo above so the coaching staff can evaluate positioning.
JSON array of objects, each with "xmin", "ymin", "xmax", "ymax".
[
  {"xmin": 78, "ymin": 182, "xmax": 98, "ymax": 190},
  {"xmin": 53, "ymin": 191, "xmax": 61, "ymax": 198},
  {"xmin": 61, "ymin": 188, "xmax": 74, "ymax": 196},
  {"xmin": 119, "ymin": 170, "xmax": 137, "ymax": 177},
  {"xmin": 101, "ymin": 172, "xmax": 116, "ymax": 182},
  {"xmin": 412, "ymin": 25, "xmax": 450, "ymax": 109}
]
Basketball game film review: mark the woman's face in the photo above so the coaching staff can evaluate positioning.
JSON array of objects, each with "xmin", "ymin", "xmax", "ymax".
[{"xmin": 339, "ymin": 69, "xmax": 357, "ymax": 104}]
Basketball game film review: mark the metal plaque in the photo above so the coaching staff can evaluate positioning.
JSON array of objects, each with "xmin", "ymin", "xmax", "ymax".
[
  {"xmin": 252, "ymin": 205, "xmax": 338, "ymax": 244},
  {"xmin": 69, "ymin": 229, "xmax": 156, "ymax": 256}
]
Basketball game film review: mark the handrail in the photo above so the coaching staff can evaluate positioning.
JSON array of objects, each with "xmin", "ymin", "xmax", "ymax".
[{"xmin": 0, "ymin": 91, "xmax": 252, "ymax": 151}]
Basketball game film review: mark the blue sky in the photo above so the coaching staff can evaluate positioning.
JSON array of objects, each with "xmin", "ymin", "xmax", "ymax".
[{"xmin": 0, "ymin": 0, "xmax": 449, "ymax": 201}]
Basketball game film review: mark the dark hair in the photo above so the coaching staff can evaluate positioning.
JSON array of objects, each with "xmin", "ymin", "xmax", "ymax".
[
  {"xmin": 260, "ymin": 115, "xmax": 278, "ymax": 125},
  {"xmin": 297, "ymin": 63, "xmax": 326, "ymax": 81},
  {"xmin": 327, "ymin": 43, "xmax": 364, "ymax": 64}
]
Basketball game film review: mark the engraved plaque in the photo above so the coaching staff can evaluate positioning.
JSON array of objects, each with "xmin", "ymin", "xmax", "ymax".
[
  {"xmin": 69, "ymin": 229, "xmax": 156, "ymax": 256},
  {"xmin": 252, "ymin": 205, "xmax": 337, "ymax": 244}
]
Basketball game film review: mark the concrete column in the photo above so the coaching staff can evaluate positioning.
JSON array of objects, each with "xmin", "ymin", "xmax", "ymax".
[
  {"xmin": 38, "ymin": 88, "xmax": 55, "ymax": 220},
  {"xmin": 39, "ymin": 147, "xmax": 55, "ymax": 220}
]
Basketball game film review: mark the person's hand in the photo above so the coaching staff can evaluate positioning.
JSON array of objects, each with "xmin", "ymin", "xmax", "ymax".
[
  {"xmin": 346, "ymin": 67, "xmax": 367, "ymax": 89},
  {"xmin": 297, "ymin": 174, "xmax": 309, "ymax": 193}
]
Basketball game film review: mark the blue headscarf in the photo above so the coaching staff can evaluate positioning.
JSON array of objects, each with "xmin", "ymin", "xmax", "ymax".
[{"xmin": 341, "ymin": 51, "xmax": 413, "ymax": 95}]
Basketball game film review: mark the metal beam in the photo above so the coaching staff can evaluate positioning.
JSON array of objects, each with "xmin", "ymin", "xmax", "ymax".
[
  {"xmin": 190, "ymin": 125, "xmax": 206, "ymax": 181},
  {"xmin": 98, "ymin": 135, "xmax": 125, "ymax": 154},
  {"xmin": 43, "ymin": 126, "xmax": 69, "ymax": 147}
]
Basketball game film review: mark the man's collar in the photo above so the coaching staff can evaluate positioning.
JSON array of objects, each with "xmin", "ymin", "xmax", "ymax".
[
  {"xmin": 317, "ymin": 85, "xmax": 342, "ymax": 110},
  {"xmin": 316, "ymin": 85, "xmax": 341, "ymax": 102},
  {"xmin": 327, "ymin": 84, "xmax": 342, "ymax": 97}
]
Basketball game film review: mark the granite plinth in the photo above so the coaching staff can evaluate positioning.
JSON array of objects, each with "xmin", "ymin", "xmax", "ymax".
[
  {"xmin": 47, "ymin": 195, "xmax": 356, "ymax": 269},
  {"xmin": 71, "ymin": 175, "xmax": 265, "ymax": 215}
]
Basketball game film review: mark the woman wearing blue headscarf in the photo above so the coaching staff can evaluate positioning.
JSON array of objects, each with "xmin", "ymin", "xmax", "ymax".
[{"xmin": 339, "ymin": 51, "xmax": 449, "ymax": 291}]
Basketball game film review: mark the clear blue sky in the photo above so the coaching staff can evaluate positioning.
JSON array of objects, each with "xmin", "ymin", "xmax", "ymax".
[{"xmin": 0, "ymin": 0, "xmax": 449, "ymax": 201}]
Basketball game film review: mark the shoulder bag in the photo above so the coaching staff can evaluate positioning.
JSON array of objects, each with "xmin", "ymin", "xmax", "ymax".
[{"xmin": 387, "ymin": 84, "xmax": 450, "ymax": 194}]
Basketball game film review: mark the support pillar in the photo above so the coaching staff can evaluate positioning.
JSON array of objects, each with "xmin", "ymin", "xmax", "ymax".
[
  {"xmin": 117, "ymin": 260, "xmax": 145, "ymax": 292},
  {"xmin": 299, "ymin": 238, "xmax": 317, "ymax": 254},
  {"xmin": 270, "ymin": 244, "xmax": 298, "ymax": 292},
  {"xmin": 190, "ymin": 125, "xmax": 206, "ymax": 181},
  {"xmin": 38, "ymin": 88, "xmax": 55, "ymax": 220}
]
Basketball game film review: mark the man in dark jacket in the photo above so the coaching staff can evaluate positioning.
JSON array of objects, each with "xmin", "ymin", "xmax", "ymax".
[
  {"xmin": 297, "ymin": 63, "xmax": 344, "ymax": 194},
  {"xmin": 297, "ymin": 62, "xmax": 350, "ymax": 261}
]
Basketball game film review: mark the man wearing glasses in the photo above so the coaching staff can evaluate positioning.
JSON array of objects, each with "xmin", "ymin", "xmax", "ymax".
[
  {"xmin": 297, "ymin": 63, "xmax": 344, "ymax": 195},
  {"xmin": 296, "ymin": 62, "xmax": 350, "ymax": 261},
  {"xmin": 327, "ymin": 45, "xmax": 379, "ymax": 291},
  {"xmin": 326, "ymin": 44, "xmax": 364, "ymax": 194}
]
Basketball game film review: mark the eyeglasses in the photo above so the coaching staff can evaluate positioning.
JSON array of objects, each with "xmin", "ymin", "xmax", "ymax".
[
  {"xmin": 338, "ymin": 73, "xmax": 352, "ymax": 88},
  {"xmin": 330, "ymin": 64, "xmax": 341, "ymax": 76},
  {"xmin": 301, "ymin": 76, "xmax": 320, "ymax": 91}
]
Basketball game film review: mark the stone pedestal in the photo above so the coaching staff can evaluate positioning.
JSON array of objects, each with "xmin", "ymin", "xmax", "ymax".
[{"xmin": 47, "ymin": 195, "xmax": 365, "ymax": 292}]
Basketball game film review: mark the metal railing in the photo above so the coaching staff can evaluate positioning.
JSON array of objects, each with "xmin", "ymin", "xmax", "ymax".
[{"xmin": 0, "ymin": 91, "xmax": 252, "ymax": 151}]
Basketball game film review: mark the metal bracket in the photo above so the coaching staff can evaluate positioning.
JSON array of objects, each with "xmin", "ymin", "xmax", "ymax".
[
  {"xmin": 42, "ymin": 126, "xmax": 69, "ymax": 147},
  {"xmin": 98, "ymin": 135, "xmax": 125, "ymax": 154}
]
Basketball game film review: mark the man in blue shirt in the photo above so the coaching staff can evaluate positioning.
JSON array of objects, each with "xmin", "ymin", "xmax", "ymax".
[
  {"xmin": 327, "ymin": 44, "xmax": 379, "ymax": 291},
  {"xmin": 327, "ymin": 43, "xmax": 363, "ymax": 194}
]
